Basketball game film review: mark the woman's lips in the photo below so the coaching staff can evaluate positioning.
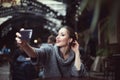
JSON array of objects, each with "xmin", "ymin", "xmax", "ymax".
[{"xmin": 56, "ymin": 40, "xmax": 60, "ymax": 43}]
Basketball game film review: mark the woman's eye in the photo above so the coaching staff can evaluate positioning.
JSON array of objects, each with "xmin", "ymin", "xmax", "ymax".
[{"xmin": 61, "ymin": 34, "xmax": 65, "ymax": 36}]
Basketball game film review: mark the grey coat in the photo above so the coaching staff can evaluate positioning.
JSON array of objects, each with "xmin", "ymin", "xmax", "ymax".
[{"xmin": 31, "ymin": 44, "xmax": 87, "ymax": 78}]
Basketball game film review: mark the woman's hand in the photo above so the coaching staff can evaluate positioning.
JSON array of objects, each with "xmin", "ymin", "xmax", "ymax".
[
  {"xmin": 15, "ymin": 32, "xmax": 27, "ymax": 47},
  {"xmin": 71, "ymin": 40, "xmax": 81, "ymax": 70},
  {"xmin": 71, "ymin": 40, "xmax": 80, "ymax": 54},
  {"xmin": 15, "ymin": 32, "xmax": 37, "ymax": 58}
]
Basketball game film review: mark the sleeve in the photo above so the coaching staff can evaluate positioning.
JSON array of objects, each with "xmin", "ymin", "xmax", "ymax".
[
  {"xmin": 31, "ymin": 44, "xmax": 53, "ymax": 65},
  {"xmin": 71, "ymin": 63, "xmax": 88, "ymax": 77}
]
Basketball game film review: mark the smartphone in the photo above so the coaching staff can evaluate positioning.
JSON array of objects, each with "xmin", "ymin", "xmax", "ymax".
[{"xmin": 19, "ymin": 29, "xmax": 33, "ymax": 42}]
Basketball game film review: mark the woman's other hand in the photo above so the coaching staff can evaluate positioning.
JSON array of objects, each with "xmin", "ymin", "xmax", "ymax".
[
  {"xmin": 71, "ymin": 40, "xmax": 80, "ymax": 53},
  {"xmin": 15, "ymin": 32, "xmax": 27, "ymax": 47}
]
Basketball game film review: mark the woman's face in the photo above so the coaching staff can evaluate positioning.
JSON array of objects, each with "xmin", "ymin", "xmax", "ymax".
[{"xmin": 56, "ymin": 28, "xmax": 71, "ymax": 47}]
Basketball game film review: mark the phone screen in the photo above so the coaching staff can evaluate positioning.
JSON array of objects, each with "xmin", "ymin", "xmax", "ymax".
[{"xmin": 20, "ymin": 29, "xmax": 33, "ymax": 42}]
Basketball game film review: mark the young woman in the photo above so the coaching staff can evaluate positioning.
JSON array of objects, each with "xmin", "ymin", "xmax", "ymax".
[{"xmin": 16, "ymin": 26, "xmax": 87, "ymax": 78}]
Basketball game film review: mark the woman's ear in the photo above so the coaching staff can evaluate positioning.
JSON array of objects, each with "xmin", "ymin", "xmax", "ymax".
[
  {"xmin": 69, "ymin": 38, "xmax": 76, "ymax": 46},
  {"xmin": 69, "ymin": 38, "xmax": 73, "ymax": 43}
]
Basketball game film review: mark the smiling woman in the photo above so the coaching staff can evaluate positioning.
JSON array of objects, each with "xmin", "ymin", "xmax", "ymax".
[{"xmin": 15, "ymin": 25, "xmax": 87, "ymax": 78}]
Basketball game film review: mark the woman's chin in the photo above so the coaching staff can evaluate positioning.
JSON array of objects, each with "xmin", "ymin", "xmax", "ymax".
[{"xmin": 55, "ymin": 43, "xmax": 61, "ymax": 47}]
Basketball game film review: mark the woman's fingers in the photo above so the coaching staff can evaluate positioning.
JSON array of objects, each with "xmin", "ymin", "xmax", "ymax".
[
  {"xmin": 20, "ymin": 28, "xmax": 24, "ymax": 31},
  {"xmin": 15, "ymin": 32, "xmax": 22, "ymax": 43},
  {"xmin": 74, "ymin": 40, "xmax": 79, "ymax": 45},
  {"xmin": 16, "ymin": 32, "xmax": 21, "ymax": 37},
  {"xmin": 15, "ymin": 37, "xmax": 22, "ymax": 43},
  {"xmin": 15, "ymin": 28, "xmax": 24, "ymax": 41}
]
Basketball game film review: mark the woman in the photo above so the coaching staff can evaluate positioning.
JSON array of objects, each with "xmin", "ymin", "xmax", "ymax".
[{"xmin": 16, "ymin": 26, "xmax": 87, "ymax": 78}]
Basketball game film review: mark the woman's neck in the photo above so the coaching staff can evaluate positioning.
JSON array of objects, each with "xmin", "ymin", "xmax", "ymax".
[{"xmin": 59, "ymin": 46, "xmax": 70, "ymax": 59}]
